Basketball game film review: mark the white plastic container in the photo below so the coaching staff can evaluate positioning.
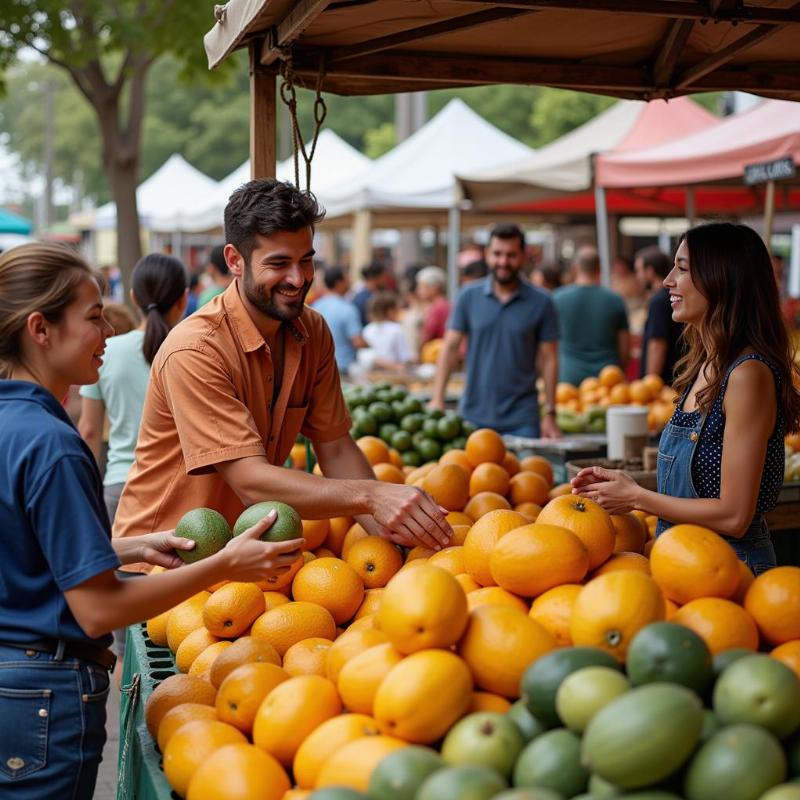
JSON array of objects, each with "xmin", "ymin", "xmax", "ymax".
[{"xmin": 607, "ymin": 405, "xmax": 649, "ymax": 460}]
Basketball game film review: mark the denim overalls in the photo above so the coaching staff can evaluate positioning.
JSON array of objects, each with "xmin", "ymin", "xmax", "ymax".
[{"xmin": 655, "ymin": 398, "xmax": 777, "ymax": 576}]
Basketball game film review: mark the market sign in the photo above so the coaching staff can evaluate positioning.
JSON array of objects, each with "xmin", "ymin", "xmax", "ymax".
[{"xmin": 744, "ymin": 157, "xmax": 797, "ymax": 186}]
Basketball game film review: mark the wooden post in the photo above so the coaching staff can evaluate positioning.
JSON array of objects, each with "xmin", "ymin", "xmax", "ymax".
[
  {"xmin": 764, "ymin": 180, "xmax": 776, "ymax": 253},
  {"xmin": 250, "ymin": 42, "xmax": 277, "ymax": 179},
  {"xmin": 447, "ymin": 204, "xmax": 461, "ymax": 301},
  {"xmin": 594, "ymin": 182, "xmax": 611, "ymax": 287}
]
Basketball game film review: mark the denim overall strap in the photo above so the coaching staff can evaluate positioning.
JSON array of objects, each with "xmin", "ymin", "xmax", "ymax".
[{"xmin": 654, "ymin": 408, "xmax": 708, "ymax": 537}]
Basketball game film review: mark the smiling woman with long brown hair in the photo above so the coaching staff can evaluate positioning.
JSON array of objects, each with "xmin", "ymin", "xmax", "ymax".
[{"xmin": 572, "ymin": 222, "xmax": 800, "ymax": 574}]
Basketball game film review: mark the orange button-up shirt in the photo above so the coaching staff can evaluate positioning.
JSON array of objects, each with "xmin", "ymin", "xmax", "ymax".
[{"xmin": 113, "ymin": 281, "xmax": 351, "ymax": 550}]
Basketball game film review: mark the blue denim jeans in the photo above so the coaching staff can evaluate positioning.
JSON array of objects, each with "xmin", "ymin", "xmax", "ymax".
[{"xmin": 0, "ymin": 643, "xmax": 110, "ymax": 799}]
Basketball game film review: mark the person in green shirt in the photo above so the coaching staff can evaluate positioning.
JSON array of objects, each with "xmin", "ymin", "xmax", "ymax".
[
  {"xmin": 197, "ymin": 244, "xmax": 233, "ymax": 307},
  {"xmin": 552, "ymin": 246, "xmax": 630, "ymax": 386}
]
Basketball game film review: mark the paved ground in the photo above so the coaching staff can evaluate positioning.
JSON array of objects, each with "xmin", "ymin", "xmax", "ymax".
[{"xmin": 95, "ymin": 678, "xmax": 121, "ymax": 799}]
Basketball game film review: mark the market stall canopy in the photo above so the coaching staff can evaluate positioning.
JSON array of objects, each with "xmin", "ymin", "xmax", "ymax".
[
  {"xmin": 94, "ymin": 154, "xmax": 218, "ymax": 232},
  {"xmin": 457, "ymin": 96, "xmax": 717, "ymax": 207},
  {"xmin": 320, "ymin": 98, "xmax": 532, "ymax": 218},
  {"xmin": 0, "ymin": 207, "xmax": 33, "ymax": 234},
  {"xmin": 204, "ymin": 1, "xmax": 800, "ymax": 101}
]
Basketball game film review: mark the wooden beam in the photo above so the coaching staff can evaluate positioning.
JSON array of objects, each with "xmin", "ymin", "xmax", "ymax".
[
  {"xmin": 292, "ymin": 48, "xmax": 650, "ymax": 90},
  {"xmin": 653, "ymin": 18, "xmax": 694, "ymax": 87},
  {"xmin": 450, "ymin": 0, "xmax": 800, "ymax": 24},
  {"xmin": 326, "ymin": 7, "xmax": 536, "ymax": 63},
  {"xmin": 686, "ymin": 64, "xmax": 800, "ymax": 93},
  {"xmin": 250, "ymin": 44, "xmax": 277, "ymax": 179},
  {"xmin": 260, "ymin": 0, "xmax": 333, "ymax": 66},
  {"xmin": 676, "ymin": 3, "xmax": 800, "ymax": 89}
]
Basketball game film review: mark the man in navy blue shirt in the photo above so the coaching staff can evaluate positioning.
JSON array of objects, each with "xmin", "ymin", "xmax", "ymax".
[{"xmin": 431, "ymin": 224, "xmax": 560, "ymax": 439}]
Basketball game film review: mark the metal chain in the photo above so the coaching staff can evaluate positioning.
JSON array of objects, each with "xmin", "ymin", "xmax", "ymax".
[{"xmin": 279, "ymin": 52, "xmax": 327, "ymax": 192}]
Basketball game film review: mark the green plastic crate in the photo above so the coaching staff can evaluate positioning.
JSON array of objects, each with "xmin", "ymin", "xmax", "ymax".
[{"xmin": 117, "ymin": 623, "xmax": 179, "ymax": 800}]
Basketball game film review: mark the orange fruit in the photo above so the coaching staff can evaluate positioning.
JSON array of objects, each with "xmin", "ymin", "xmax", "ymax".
[
  {"xmin": 252, "ymin": 674, "xmax": 342, "ymax": 767},
  {"xmin": 357, "ymin": 436, "xmax": 391, "ymax": 465},
  {"xmin": 463, "ymin": 509, "xmax": 528, "ymax": 586},
  {"xmin": 378, "ymin": 563, "xmax": 468, "ymax": 654},
  {"xmin": 188, "ymin": 641, "xmax": 232, "ymax": 681},
  {"xmin": 673, "ymin": 597, "xmax": 759, "ymax": 655},
  {"xmin": 490, "ymin": 523, "xmax": 589, "ymax": 597},
  {"xmin": 465, "ymin": 428, "xmax": 506, "ymax": 467},
  {"xmin": 514, "ymin": 502, "xmax": 542, "ymax": 522},
  {"xmin": 337, "ymin": 642, "xmax": 404, "ymax": 715},
  {"xmin": 548, "ymin": 483, "xmax": 572, "ymax": 500},
  {"xmin": 292, "ymin": 557, "xmax": 365, "ymax": 625},
  {"xmin": 570, "ymin": 571, "xmax": 666, "ymax": 662},
  {"xmin": 591, "ymin": 551, "xmax": 651, "ymax": 577},
  {"xmin": 771, "ymin": 640, "xmax": 800, "ymax": 679},
  {"xmin": 599, "ymin": 364, "xmax": 625, "ymax": 388},
  {"xmin": 610, "ymin": 513, "xmax": 648, "ymax": 554},
  {"xmin": 529, "ymin": 584, "xmax": 583, "ymax": 647},
  {"xmin": 186, "ymin": 743, "xmax": 290, "ymax": 800},
  {"xmin": 301, "ymin": 518, "xmax": 330, "ymax": 551},
  {"xmin": 348, "ymin": 614, "xmax": 380, "ymax": 633},
  {"xmin": 282, "ymin": 637, "xmax": 334, "ymax": 677},
  {"xmin": 665, "ymin": 598, "xmax": 679, "ymax": 620},
  {"xmin": 428, "ymin": 545, "xmax": 466, "ymax": 575},
  {"xmin": 422, "ymin": 463, "xmax": 471, "ymax": 512},
  {"xmin": 294, "ymin": 713, "xmax": 381, "ymax": 789},
  {"xmin": 203, "ymin": 582, "xmax": 266, "ymax": 639},
  {"xmin": 325, "ymin": 516, "xmax": 354, "ymax": 556},
  {"xmin": 458, "ymin": 605, "xmax": 556, "ymax": 698},
  {"xmin": 157, "ymin": 703, "xmax": 218, "ymax": 754},
  {"xmin": 341, "ymin": 524, "xmax": 370, "ymax": 560},
  {"xmin": 536, "ymin": 495, "xmax": 615, "ymax": 571},
  {"xmin": 466, "ymin": 586, "xmax": 529, "ymax": 614},
  {"xmin": 469, "ymin": 462, "xmax": 510, "ymax": 498},
  {"xmin": 503, "ymin": 451, "xmax": 521, "ymax": 476},
  {"xmin": 405, "ymin": 462, "xmax": 439, "ymax": 484},
  {"xmin": 374, "ymin": 649, "xmax": 473, "ymax": 742},
  {"xmin": 215, "ymin": 662, "xmax": 289, "ymax": 735},
  {"xmin": 464, "ymin": 491, "xmax": 512, "ymax": 521},
  {"xmin": 518, "ymin": 456, "xmax": 554, "ymax": 487},
  {"xmin": 556, "ymin": 382, "xmax": 579, "ymax": 403},
  {"xmin": 389, "ymin": 447, "xmax": 404, "ymax": 468},
  {"xmin": 454, "ymin": 573, "xmax": 481, "ymax": 594},
  {"xmin": 163, "ymin": 719, "xmax": 247, "ymax": 797},
  {"xmin": 166, "ymin": 591, "xmax": 212, "ymax": 652},
  {"xmin": 508, "ymin": 471, "xmax": 550, "ymax": 506},
  {"xmin": 315, "ymin": 735, "xmax": 406, "ymax": 791},
  {"xmin": 450, "ymin": 524, "xmax": 472, "ymax": 546},
  {"xmin": 262, "ymin": 591, "xmax": 291, "ymax": 611},
  {"xmin": 346, "ymin": 537, "xmax": 403, "ymax": 589},
  {"xmin": 446, "ymin": 511, "xmax": 474, "ymax": 526},
  {"xmin": 374, "ymin": 462, "xmax": 406, "ymax": 484},
  {"xmin": 251, "ymin": 601, "xmax": 337, "ymax": 657},
  {"xmin": 469, "ymin": 692, "xmax": 512, "ymax": 713},
  {"xmin": 439, "ymin": 449, "xmax": 474, "ymax": 474},
  {"xmin": 314, "ymin": 547, "xmax": 336, "ymax": 559},
  {"xmin": 405, "ymin": 545, "xmax": 435, "ymax": 562},
  {"xmin": 354, "ymin": 588, "xmax": 385, "ymax": 620},
  {"xmin": 642, "ymin": 372, "xmax": 664, "ymax": 395},
  {"xmin": 145, "ymin": 673, "xmax": 217, "ymax": 739},
  {"xmin": 649, "ymin": 524, "xmax": 740, "ymax": 605},
  {"xmin": 209, "ymin": 636, "xmax": 281, "ymax": 688},
  {"xmin": 146, "ymin": 608, "xmax": 172, "ymax": 648},
  {"xmin": 175, "ymin": 627, "xmax": 220, "ymax": 674},
  {"xmin": 609, "ymin": 383, "xmax": 631, "ymax": 404},
  {"xmin": 326, "ymin": 627, "xmax": 388, "ymax": 684},
  {"xmin": 581, "ymin": 377, "xmax": 600, "ymax": 394},
  {"xmin": 744, "ymin": 566, "xmax": 800, "ymax": 645}
]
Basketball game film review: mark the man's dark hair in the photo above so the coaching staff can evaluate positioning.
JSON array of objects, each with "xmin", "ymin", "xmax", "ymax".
[
  {"xmin": 224, "ymin": 179, "xmax": 325, "ymax": 265},
  {"xmin": 637, "ymin": 245, "xmax": 671, "ymax": 279},
  {"xmin": 209, "ymin": 244, "xmax": 229, "ymax": 276},
  {"xmin": 489, "ymin": 223, "xmax": 525, "ymax": 251},
  {"xmin": 324, "ymin": 266, "xmax": 347, "ymax": 290},
  {"xmin": 462, "ymin": 259, "xmax": 488, "ymax": 280},
  {"xmin": 361, "ymin": 261, "xmax": 387, "ymax": 281}
]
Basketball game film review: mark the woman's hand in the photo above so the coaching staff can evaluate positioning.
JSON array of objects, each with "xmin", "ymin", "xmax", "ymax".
[
  {"xmin": 219, "ymin": 512, "xmax": 305, "ymax": 583},
  {"xmin": 113, "ymin": 530, "xmax": 197, "ymax": 568},
  {"xmin": 571, "ymin": 466, "xmax": 641, "ymax": 515}
]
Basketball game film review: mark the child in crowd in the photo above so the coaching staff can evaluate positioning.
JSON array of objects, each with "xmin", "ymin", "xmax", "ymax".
[{"xmin": 363, "ymin": 291, "xmax": 413, "ymax": 371}]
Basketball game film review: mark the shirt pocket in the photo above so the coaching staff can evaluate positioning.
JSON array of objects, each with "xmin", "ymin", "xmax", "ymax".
[
  {"xmin": 0, "ymin": 687, "xmax": 51, "ymax": 778},
  {"xmin": 656, "ymin": 451, "xmax": 676, "ymax": 495},
  {"xmin": 276, "ymin": 405, "xmax": 309, "ymax": 464}
]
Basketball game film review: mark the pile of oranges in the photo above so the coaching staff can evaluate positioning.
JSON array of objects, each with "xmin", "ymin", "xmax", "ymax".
[
  {"xmin": 556, "ymin": 364, "xmax": 678, "ymax": 433},
  {"xmin": 143, "ymin": 427, "xmax": 800, "ymax": 799}
]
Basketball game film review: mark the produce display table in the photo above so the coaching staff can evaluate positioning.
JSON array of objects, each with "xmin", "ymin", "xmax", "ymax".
[
  {"xmin": 117, "ymin": 624, "xmax": 177, "ymax": 800},
  {"xmin": 768, "ymin": 481, "xmax": 800, "ymax": 566},
  {"xmin": 504, "ymin": 434, "xmax": 608, "ymax": 484}
]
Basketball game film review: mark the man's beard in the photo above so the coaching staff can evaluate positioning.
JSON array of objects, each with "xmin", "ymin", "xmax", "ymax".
[
  {"xmin": 489, "ymin": 265, "xmax": 520, "ymax": 286},
  {"xmin": 243, "ymin": 263, "xmax": 311, "ymax": 322}
]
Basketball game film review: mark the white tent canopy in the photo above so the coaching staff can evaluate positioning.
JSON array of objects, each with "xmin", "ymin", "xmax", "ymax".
[
  {"xmin": 94, "ymin": 154, "xmax": 219, "ymax": 232},
  {"xmin": 319, "ymin": 98, "xmax": 533, "ymax": 219}
]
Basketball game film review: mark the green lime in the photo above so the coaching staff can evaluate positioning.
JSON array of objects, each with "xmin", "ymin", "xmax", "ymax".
[
  {"xmin": 437, "ymin": 415, "xmax": 462, "ymax": 441},
  {"xmin": 353, "ymin": 411, "xmax": 377, "ymax": 436},
  {"xmin": 402, "ymin": 396, "xmax": 423, "ymax": 415},
  {"xmin": 711, "ymin": 648, "xmax": 753, "ymax": 679},
  {"xmin": 375, "ymin": 388, "xmax": 394, "ymax": 403},
  {"xmin": 417, "ymin": 438, "xmax": 442, "ymax": 462},
  {"xmin": 368, "ymin": 401, "xmax": 393, "ymax": 423},
  {"xmin": 391, "ymin": 430, "xmax": 413, "ymax": 452},
  {"xmin": 391, "ymin": 401, "xmax": 406, "ymax": 419},
  {"xmin": 422, "ymin": 418, "xmax": 441, "ymax": 439},
  {"xmin": 507, "ymin": 700, "xmax": 548, "ymax": 742},
  {"xmin": 233, "ymin": 500, "xmax": 302, "ymax": 542},
  {"xmin": 428, "ymin": 408, "xmax": 445, "ymax": 420},
  {"xmin": 390, "ymin": 387, "xmax": 407, "ymax": 403},
  {"xmin": 400, "ymin": 413, "xmax": 424, "ymax": 434},
  {"xmin": 379, "ymin": 423, "xmax": 399, "ymax": 443},
  {"xmin": 402, "ymin": 450, "xmax": 422, "ymax": 467},
  {"xmin": 368, "ymin": 745, "xmax": 442, "ymax": 800},
  {"xmin": 513, "ymin": 729, "xmax": 588, "ymax": 798},
  {"xmin": 175, "ymin": 507, "xmax": 232, "ymax": 563},
  {"xmin": 462, "ymin": 420, "xmax": 478, "ymax": 436},
  {"xmin": 452, "ymin": 436, "xmax": 467, "ymax": 450}
]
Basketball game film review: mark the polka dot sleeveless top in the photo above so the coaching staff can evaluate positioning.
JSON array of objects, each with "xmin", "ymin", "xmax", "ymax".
[{"xmin": 669, "ymin": 353, "xmax": 784, "ymax": 514}]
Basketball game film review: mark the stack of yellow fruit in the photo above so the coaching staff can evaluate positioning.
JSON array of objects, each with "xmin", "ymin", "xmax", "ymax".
[{"xmin": 143, "ymin": 427, "xmax": 800, "ymax": 800}]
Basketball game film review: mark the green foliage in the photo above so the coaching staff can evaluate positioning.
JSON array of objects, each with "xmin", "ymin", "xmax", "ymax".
[
  {"xmin": 364, "ymin": 122, "xmax": 396, "ymax": 159},
  {"xmin": 530, "ymin": 88, "xmax": 616, "ymax": 145}
]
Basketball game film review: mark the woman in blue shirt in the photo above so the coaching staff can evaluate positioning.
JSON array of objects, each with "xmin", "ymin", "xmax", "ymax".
[
  {"xmin": 0, "ymin": 243, "xmax": 304, "ymax": 799},
  {"xmin": 572, "ymin": 223, "xmax": 800, "ymax": 575}
]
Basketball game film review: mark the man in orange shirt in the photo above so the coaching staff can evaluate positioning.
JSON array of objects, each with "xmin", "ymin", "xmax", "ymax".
[{"xmin": 114, "ymin": 180, "xmax": 451, "ymax": 561}]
